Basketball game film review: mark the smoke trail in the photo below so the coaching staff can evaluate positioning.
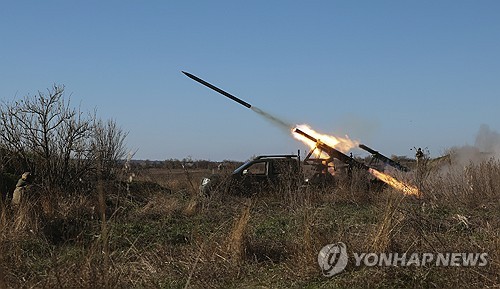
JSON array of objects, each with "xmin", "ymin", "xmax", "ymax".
[{"xmin": 250, "ymin": 106, "xmax": 293, "ymax": 132}]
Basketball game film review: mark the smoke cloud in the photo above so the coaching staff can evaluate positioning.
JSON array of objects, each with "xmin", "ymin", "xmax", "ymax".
[
  {"xmin": 474, "ymin": 124, "xmax": 500, "ymax": 156},
  {"xmin": 448, "ymin": 124, "xmax": 500, "ymax": 166}
]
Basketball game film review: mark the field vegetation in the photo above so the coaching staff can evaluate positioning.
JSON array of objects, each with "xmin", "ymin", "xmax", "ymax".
[
  {"xmin": 1, "ymin": 158, "xmax": 498, "ymax": 288},
  {"xmin": 0, "ymin": 88, "xmax": 498, "ymax": 288}
]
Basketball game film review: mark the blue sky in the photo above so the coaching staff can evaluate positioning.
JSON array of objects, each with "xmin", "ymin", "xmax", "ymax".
[{"xmin": 1, "ymin": 1, "xmax": 499, "ymax": 160}]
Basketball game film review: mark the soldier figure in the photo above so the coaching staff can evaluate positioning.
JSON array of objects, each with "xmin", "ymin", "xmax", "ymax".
[
  {"xmin": 415, "ymin": 148, "xmax": 425, "ymax": 190},
  {"xmin": 415, "ymin": 148, "xmax": 424, "ymax": 166},
  {"xmin": 11, "ymin": 172, "xmax": 31, "ymax": 206}
]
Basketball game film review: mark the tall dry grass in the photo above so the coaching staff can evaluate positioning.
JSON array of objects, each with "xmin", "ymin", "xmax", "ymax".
[
  {"xmin": 0, "ymin": 159, "xmax": 498, "ymax": 288},
  {"xmin": 227, "ymin": 198, "xmax": 252, "ymax": 264},
  {"xmin": 371, "ymin": 194, "xmax": 406, "ymax": 253}
]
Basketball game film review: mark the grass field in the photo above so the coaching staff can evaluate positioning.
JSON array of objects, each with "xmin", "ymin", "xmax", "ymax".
[{"xmin": 0, "ymin": 159, "xmax": 498, "ymax": 288}]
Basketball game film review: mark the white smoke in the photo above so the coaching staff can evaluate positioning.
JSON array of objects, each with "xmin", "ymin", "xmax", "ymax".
[
  {"xmin": 448, "ymin": 124, "xmax": 500, "ymax": 166},
  {"xmin": 474, "ymin": 124, "xmax": 500, "ymax": 157}
]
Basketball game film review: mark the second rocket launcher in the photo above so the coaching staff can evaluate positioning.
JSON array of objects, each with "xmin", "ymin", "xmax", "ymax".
[
  {"xmin": 293, "ymin": 128, "xmax": 369, "ymax": 171},
  {"xmin": 359, "ymin": 144, "xmax": 410, "ymax": 172}
]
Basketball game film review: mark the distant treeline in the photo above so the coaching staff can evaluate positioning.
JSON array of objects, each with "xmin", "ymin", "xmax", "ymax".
[
  {"xmin": 128, "ymin": 155, "xmax": 416, "ymax": 171},
  {"xmin": 128, "ymin": 159, "xmax": 244, "ymax": 170}
]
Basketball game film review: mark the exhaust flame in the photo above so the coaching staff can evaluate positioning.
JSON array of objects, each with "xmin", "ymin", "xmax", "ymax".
[
  {"xmin": 292, "ymin": 124, "xmax": 359, "ymax": 157},
  {"xmin": 291, "ymin": 124, "xmax": 421, "ymax": 197},
  {"xmin": 368, "ymin": 168, "xmax": 420, "ymax": 196}
]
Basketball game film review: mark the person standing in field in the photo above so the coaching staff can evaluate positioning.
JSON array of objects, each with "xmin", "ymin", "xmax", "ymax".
[
  {"xmin": 415, "ymin": 148, "xmax": 425, "ymax": 190},
  {"xmin": 415, "ymin": 148, "xmax": 424, "ymax": 166},
  {"xmin": 11, "ymin": 172, "xmax": 31, "ymax": 206}
]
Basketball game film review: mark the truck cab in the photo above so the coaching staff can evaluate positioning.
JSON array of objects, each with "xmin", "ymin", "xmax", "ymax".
[{"xmin": 200, "ymin": 154, "xmax": 301, "ymax": 196}]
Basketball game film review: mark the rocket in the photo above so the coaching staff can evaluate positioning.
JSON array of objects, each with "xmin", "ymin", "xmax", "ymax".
[{"xmin": 182, "ymin": 71, "xmax": 252, "ymax": 109}]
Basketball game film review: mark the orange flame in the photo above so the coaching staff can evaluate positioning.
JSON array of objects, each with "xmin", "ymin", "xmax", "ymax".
[
  {"xmin": 292, "ymin": 124, "xmax": 358, "ymax": 157},
  {"xmin": 291, "ymin": 124, "xmax": 421, "ymax": 197},
  {"xmin": 368, "ymin": 168, "xmax": 421, "ymax": 196}
]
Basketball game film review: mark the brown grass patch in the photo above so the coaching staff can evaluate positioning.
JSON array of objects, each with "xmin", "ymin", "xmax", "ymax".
[{"xmin": 227, "ymin": 198, "xmax": 252, "ymax": 264}]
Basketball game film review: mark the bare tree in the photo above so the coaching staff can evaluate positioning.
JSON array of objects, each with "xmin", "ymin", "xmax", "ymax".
[
  {"xmin": 0, "ymin": 85, "xmax": 128, "ymax": 191},
  {"xmin": 91, "ymin": 118, "xmax": 128, "ymax": 180}
]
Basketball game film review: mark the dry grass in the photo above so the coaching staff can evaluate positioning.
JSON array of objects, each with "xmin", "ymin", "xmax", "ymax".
[
  {"xmin": 370, "ymin": 194, "xmax": 405, "ymax": 253},
  {"xmin": 0, "ymin": 161, "xmax": 498, "ymax": 288},
  {"xmin": 227, "ymin": 198, "xmax": 252, "ymax": 264}
]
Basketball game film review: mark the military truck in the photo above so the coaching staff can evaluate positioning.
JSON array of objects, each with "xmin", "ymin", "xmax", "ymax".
[
  {"xmin": 199, "ymin": 154, "xmax": 304, "ymax": 196},
  {"xmin": 198, "ymin": 129, "xmax": 409, "ymax": 196}
]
